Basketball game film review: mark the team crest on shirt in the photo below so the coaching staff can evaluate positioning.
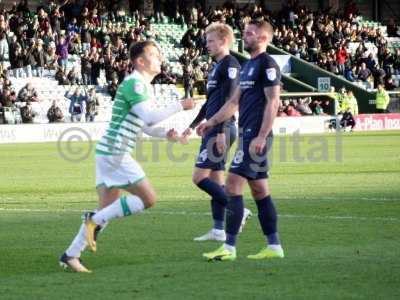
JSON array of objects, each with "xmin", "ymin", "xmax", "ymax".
[
  {"xmin": 228, "ymin": 67, "xmax": 237, "ymax": 79},
  {"xmin": 266, "ymin": 68, "xmax": 276, "ymax": 81},
  {"xmin": 248, "ymin": 67, "xmax": 254, "ymax": 76},
  {"xmin": 134, "ymin": 82, "xmax": 144, "ymax": 94}
]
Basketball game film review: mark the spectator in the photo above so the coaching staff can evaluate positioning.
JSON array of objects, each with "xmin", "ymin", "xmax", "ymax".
[
  {"xmin": 44, "ymin": 42, "xmax": 58, "ymax": 70},
  {"xmin": 365, "ymin": 53, "xmax": 376, "ymax": 71},
  {"xmin": 55, "ymin": 67, "xmax": 70, "ymax": 85},
  {"xmin": 386, "ymin": 19, "xmax": 399, "ymax": 37},
  {"xmin": 65, "ymin": 87, "xmax": 84, "ymax": 122},
  {"xmin": 67, "ymin": 66, "xmax": 80, "ymax": 85},
  {"xmin": 107, "ymin": 78, "xmax": 118, "ymax": 100},
  {"xmin": 47, "ymin": 100, "xmax": 64, "ymax": 122},
  {"xmin": 32, "ymin": 39, "xmax": 46, "ymax": 77},
  {"xmin": 385, "ymin": 77, "xmax": 397, "ymax": 91},
  {"xmin": 182, "ymin": 64, "xmax": 194, "ymax": 98},
  {"xmin": 17, "ymin": 83, "xmax": 38, "ymax": 102},
  {"xmin": 295, "ymin": 98, "xmax": 313, "ymax": 115},
  {"xmin": 152, "ymin": 64, "xmax": 177, "ymax": 84},
  {"xmin": 344, "ymin": 64, "xmax": 356, "ymax": 81},
  {"xmin": 84, "ymin": 87, "xmax": 99, "ymax": 122},
  {"xmin": 20, "ymin": 101, "xmax": 36, "ymax": 123},
  {"xmin": 80, "ymin": 49, "xmax": 92, "ymax": 85},
  {"xmin": 285, "ymin": 101, "xmax": 301, "ymax": 116},
  {"xmin": 0, "ymin": 31, "xmax": 9, "ymax": 72},
  {"xmin": 358, "ymin": 62, "xmax": 371, "ymax": 82},
  {"xmin": 56, "ymin": 35, "xmax": 70, "ymax": 72},
  {"xmin": 336, "ymin": 44, "xmax": 348, "ymax": 75},
  {"xmin": 1, "ymin": 89, "xmax": 16, "ymax": 108},
  {"xmin": 311, "ymin": 100, "xmax": 327, "ymax": 115}
]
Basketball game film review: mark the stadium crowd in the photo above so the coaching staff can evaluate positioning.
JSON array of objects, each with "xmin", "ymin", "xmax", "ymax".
[{"xmin": 0, "ymin": 0, "xmax": 399, "ymax": 123}]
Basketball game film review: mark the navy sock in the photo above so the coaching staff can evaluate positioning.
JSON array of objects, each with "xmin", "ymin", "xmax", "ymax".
[
  {"xmin": 255, "ymin": 195, "xmax": 280, "ymax": 245},
  {"xmin": 211, "ymin": 198, "xmax": 225, "ymax": 230},
  {"xmin": 197, "ymin": 178, "xmax": 227, "ymax": 229},
  {"xmin": 225, "ymin": 195, "xmax": 244, "ymax": 247}
]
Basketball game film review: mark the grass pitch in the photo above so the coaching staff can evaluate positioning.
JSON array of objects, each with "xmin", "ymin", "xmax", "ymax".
[{"xmin": 0, "ymin": 131, "xmax": 399, "ymax": 299}]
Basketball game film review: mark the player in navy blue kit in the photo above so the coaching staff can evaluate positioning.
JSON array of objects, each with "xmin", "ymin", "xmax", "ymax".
[
  {"xmin": 181, "ymin": 23, "xmax": 251, "ymax": 242},
  {"xmin": 198, "ymin": 20, "xmax": 284, "ymax": 260}
]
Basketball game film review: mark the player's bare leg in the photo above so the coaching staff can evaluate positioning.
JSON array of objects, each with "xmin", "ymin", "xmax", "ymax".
[
  {"xmin": 85, "ymin": 179, "xmax": 156, "ymax": 252},
  {"xmin": 60, "ymin": 187, "xmax": 121, "ymax": 272}
]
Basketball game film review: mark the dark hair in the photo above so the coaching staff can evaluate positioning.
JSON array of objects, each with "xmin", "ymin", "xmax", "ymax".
[{"xmin": 129, "ymin": 40, "xmax": 158, "ymax": 63}]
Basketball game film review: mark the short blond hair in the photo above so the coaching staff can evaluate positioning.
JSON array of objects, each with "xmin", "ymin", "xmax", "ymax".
[{"xmin": 205, "ymin": 23, "xmax": 234, "ymax": 46}]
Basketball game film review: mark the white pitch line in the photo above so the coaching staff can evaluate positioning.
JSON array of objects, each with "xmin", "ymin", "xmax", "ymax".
[
  {"xmin": 1, "ymin": 196, "xmax": 398, "ymax": 203},
  {"xmin": 0, "ymin": 207, "xmax": 398, "ymax": 222}
]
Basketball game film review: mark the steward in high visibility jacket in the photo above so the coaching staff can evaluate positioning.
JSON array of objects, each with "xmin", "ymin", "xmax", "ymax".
[
  {"xmin": 347, "ymin": 90, "xmax": 358, "ymax": 116},
  {"xmin": 375, "ymin": 84, "xmax": 390, "ymax": 113}
]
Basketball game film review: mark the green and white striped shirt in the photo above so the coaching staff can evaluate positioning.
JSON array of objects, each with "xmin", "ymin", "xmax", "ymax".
[{"xmin": 96, "ymin": 71, "xmax": 151, "ymax": 156}]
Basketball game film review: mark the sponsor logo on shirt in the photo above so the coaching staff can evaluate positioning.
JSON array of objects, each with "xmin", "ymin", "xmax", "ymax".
[{"xmin": 240, "ymin": 80, "xmax": 255, "ymax": 90}]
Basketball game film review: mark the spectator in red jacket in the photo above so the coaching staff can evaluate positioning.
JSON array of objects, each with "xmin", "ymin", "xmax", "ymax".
[{"xmin": 336, "ymin": 44, "xmax": 348, "ymax": 75}]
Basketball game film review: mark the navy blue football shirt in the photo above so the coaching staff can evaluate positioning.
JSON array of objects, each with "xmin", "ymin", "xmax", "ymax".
[
  {"xmin": 238, "ymin": 52, "xmax": 281, "ymax": 139},
  {"xmin": 190, "ymin": 55, "xmax": 240, "ymax": 132}
]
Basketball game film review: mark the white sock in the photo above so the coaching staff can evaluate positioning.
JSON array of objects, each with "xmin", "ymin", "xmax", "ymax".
[
  {"xmin": 65, "ymin": 219, "xmax": 109, "ymax": 258},
  {"xmin": 92, "ymin": 195, "xmax": 145, "ymax": 226},
  {"xmin": 223, "ymin": 243, "xmax": 236, "ymax": 253},
  {"xmin": 65, "ymin": 223, "xmax": 87, "ymax": 258},
  {"xmin": 211, "ymin": 228, "xmax": 225, "ymax": 234},
  {"xmin": 268, "ymin": 244, "xmax": 283, "ymax": 251}
]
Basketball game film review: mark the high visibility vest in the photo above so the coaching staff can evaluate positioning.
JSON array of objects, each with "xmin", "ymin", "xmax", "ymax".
[
  {"xmin": 340, "ymin": 95, "xmax": 350, "ymax": 112},
  {"xmin": 376, "ymin": 90, "xmax": 390, "ymax": 110},
  {"xmin": 348, "ymin": 95, "xmax": 358, "ymax": 116}
]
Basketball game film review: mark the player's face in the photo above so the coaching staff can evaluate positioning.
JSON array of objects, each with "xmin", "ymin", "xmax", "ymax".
[
  {"xmin": 206, "ymin": 31, "xmax": 224, "ymax": 58},
  {"xmin": 243, "ymin": 24, "xmax": 259, "ymax": 52},
  {"xmin": 141, "ymin": 45, "xmax": 163, "ymax": 75}
]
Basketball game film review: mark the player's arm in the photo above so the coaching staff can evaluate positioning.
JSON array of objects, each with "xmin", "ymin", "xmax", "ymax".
[
  {"xmin": 189, "ymin": 99, "xmax": 207, "ymax": 129},
  {"xmin": 131, "ymin": 98, "xmax": 195, "ymax": 127},
  {"xmin": 215, "ymin": 61, "xmax": 240, "ymax": 152},
  {"xmin": 259, "ymin": 85, "xmax": 280, "ymax": 139},
  {"xmin": 142, "ymin": 124, "xmax": 179, "ymax": 142},
  {"xmin": 180, "ymin": 99, "xmax": 207, "ymax": 143},
  {"xmin": 216, "ymin": 63, "xmax": 240, "ymax": 133},
  {"xmin": 251, "ymin": 85, "xmax": 280, "ymax": 155},
  {"xmin": 197, "ymin": 87, "xmax": 240, "ymax": 136}
]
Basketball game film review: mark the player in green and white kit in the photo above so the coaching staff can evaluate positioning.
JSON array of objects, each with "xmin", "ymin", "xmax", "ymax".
[{"xmin": 60, "ymin": 41, "xmax": 195, "ymax": 272}]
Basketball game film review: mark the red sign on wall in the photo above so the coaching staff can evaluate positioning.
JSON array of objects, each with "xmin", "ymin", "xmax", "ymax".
[{"xmin": 355, "ymin": 114, "xmax": 400, "ymax": 131}]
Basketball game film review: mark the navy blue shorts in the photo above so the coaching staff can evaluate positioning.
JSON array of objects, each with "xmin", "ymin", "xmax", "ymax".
[
  {"xmin": 195, "ymin": 125, "xmax": 237, "ymax": 171},
  {"xmin": 228, "ymin": 135, "xmax": 273, "ymax": 180}
]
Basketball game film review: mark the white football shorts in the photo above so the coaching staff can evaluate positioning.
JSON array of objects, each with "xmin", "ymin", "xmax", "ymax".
[{"xmin": 95, "ymin": 154, "xmax": 146, "ymax": 189}]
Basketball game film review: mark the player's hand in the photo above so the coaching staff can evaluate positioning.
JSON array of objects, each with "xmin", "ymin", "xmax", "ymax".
[
  {"xmin": 180, "ymin": 98, "xmax": 196, "ymax": 110},
  {"xmin": 215, "ymin": 133, "xmax": 226, "ymax": 154},
  {"xmin": 166, "ymin": 128, "xmax": 179, "ymax": 142},
  {"xmin": 249, "ymin": 136, "xmax": 266, "ymax": 156},
  {"xmin": 180, "ymin": 128, "xmax": 192, "ymax": 144},
  {"xmin": 196, "ymin": 120, "xmax": 213, "ymax": 137}
]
